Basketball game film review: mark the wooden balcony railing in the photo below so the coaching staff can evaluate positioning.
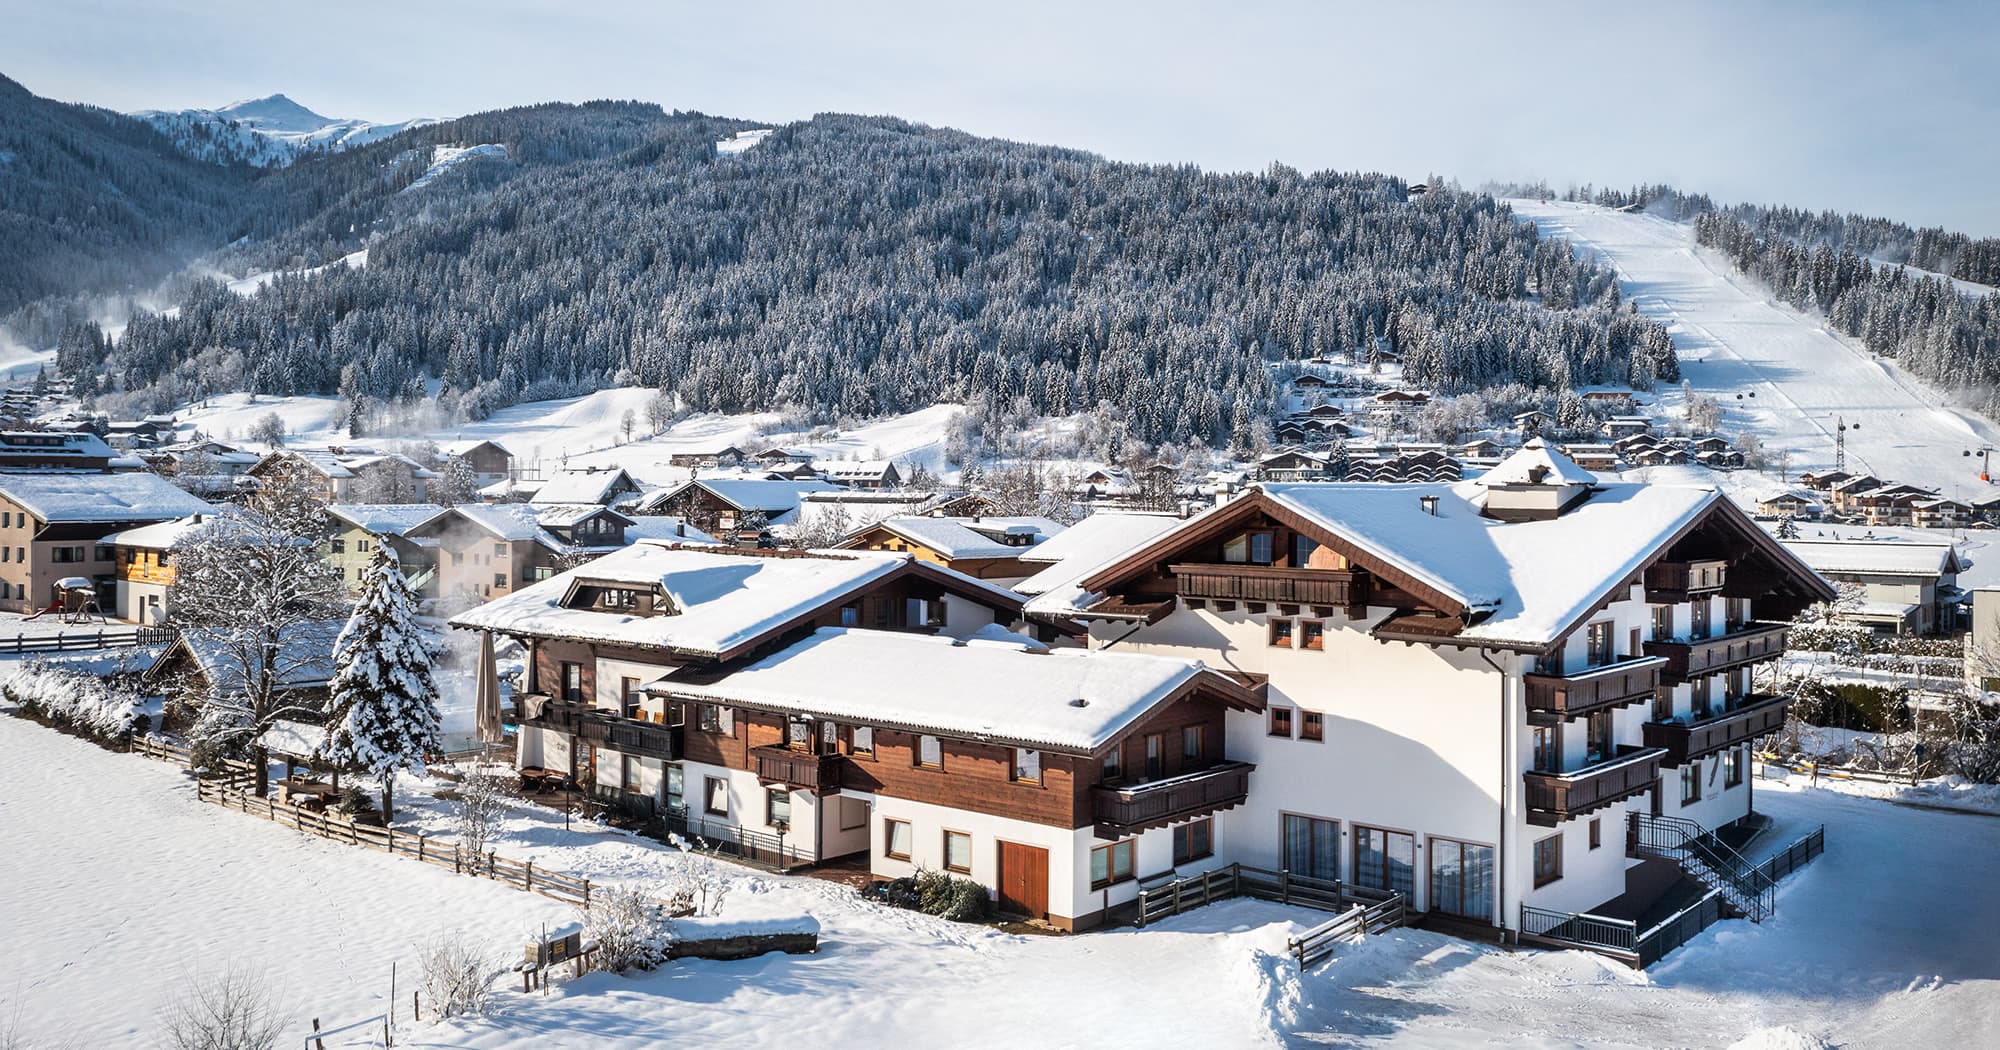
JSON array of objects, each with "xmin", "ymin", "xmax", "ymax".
[
  {"xmin": 752, "ymin": 745, "xmax": 843, "ymax": 794},
  {"xmin": 1642, "ymin": 693, "xmax": 1791, "ymax": 766},
  {"xmin": 516, "ymin": 695, "xmax": 682, "ymax": 761},
  {"xmin": 1169, "ymin": 563, "xmax": 1369, "ymax": 610},
  {"xmin": 1642, "ymin": 622, "xmax": 1788, "ymax": 682},
  {"xmin": 1524, "ymin": 746, "xmax": 1665, "ymax": 826},
  {"xmin": 1643, "ymin": 559, "xmax": 1729, "ymax": 603},
  {"xmin": 1524, "ymin": 657, "xmax": 1666, "ymax": 724},
  {"xmin": 1093, "ymin": 761, "xmax": 1253, "ymax": 836}
]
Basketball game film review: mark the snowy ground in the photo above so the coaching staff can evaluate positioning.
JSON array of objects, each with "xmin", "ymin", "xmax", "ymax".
[
  {"xmin": 1510, "ymin": 199, "xmax": 2000, "ymax": 502},
  {"xmin": 6, "ymin": 712, "xmax": 1995, "ymax": 1049}
]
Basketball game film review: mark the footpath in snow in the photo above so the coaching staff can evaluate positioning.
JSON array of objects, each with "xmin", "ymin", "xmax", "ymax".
[{"xmin": 1509, "ymin": 199, "xmax": 2000, "ymax": 500}]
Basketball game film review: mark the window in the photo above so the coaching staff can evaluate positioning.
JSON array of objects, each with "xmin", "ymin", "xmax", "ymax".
[
  {"xmin": 704, "ymin": 776, "xmax": 729, "ymax": 817},
  {"xmin": 1532, "ymin": 725, "xmax": 1558, "ymax": 772},
  {"xmin": 1690, "ymin": 600, "xmax": 1711, "ymax": 639},
  {"xmin": 1533, "ymin": 834, "xmax": 1563, "ymax": 886},
  {"xmin": 51, "ymin": 546, "xmax": 85, "ymax": 564},
  {"xmin": 839, "ymin": 605, "xmax": 860, "ymax": 627},
  {"xmin": 1690, "ymin": 678, "xmax": 1713, "ymax": 719},
  {"xmin": 1182, "ymin": 725, "xmax": 1204, "ymax": 763},
  {"xmin": 1268, "ymin": 619, "xmax": 1294, "ymax": 648},
  {"xmin": 1725, "ymin": 747, "xmax": 1745, "ymax": 788},
  {"xmin": 666, "ymin": 765, "xmax": 684, "ymax": 812},
  {"xmin": 904, "ymin": 597, "xmax": 945, "ymax": 627},
  {"xmin": 1430, "ymin": 838, "xmax": 1495, "ymax": 920},
  {"xmin": 621, "ymin": 677, "xmax": 642, "ymax": 717},
  {"xmin": 943, "ymin": 830, "xmax": 972, "ymax": 873},
  {"xmin": 1013, "ymin": 748, "xmax": 1042, "ymax": 784},
  {"xmin": 330, "ymin": 538, "xmax": 346, "ymax": 554},
  {"xmin": 1090, "ymin": 839, "xmax": 1135, "ymax": 887},
  {"xmin": 1681, "ymin": 763, "xmax": 1702, "ymax": 804},
  {"xmin": 357, "ymin": 538, "xmax": 372, "ymax": 553},
  {"xmin": 450, "ymin": 552, "xmax": 463, "ymax": 566},
  {"xmin": 822, "ymin": 720, "xmax": 840, "ymax": 749},
  {"xmin": 1144, "ymin": 734, "xmax": 1164, "ymax": 779},
  {"xmin": 767, "ymin": 787, "xmax": 791, "ymax": 828},
  {"xmin": 1173, "ymin": 818, "xmax": 1214, "ymax": 864},
  {"xmin": 494, "ymin": 573, "xmax": 508, "ymax": 589},
  {"xmin": 1300, "ymin": 711, "xmax": 1324, "ymax": 742},
  {"xmin": 1301, "ymin": 620, "xmax": 1324, "ymax": 650},
  {"xmin": 1353, "ymin": 826, "xmax": 1416, "ymax": 898},
  {"xmin": 1652, "ymin": 685, "xmax": 1673, "ymax": 722},
  {"xmin": 1585, "ymin": 620, "xmax": 1614, "ymax": 667},
  {"xmin": 852, "ymin": 726, "xmax": 874, "ymax": 757},
  {"xmin": 1584, "ymin": 710, "xmax": 1613, "ymax": 765},
  {"xmin": 1222, "ymin": 531, "xmax": 1274, "ymax": 565},
  {"xmin": 1283, "ymin": 815, "xmax": 1340, "ymax": 880},
  {"xmin": 620, "ymin": 755, "xmax": 642, "ymax": 793},
  {"xmin": 1291, "ymin": 535, "xmax": 1320, "ymax": 566},
  {"xmin": 1588, "ymin": 818, "xmax": 1602, "ymax": 850},
  {"xmin": 917, "ymin": 735, "xmax": 943, "ymax": 768},
  {"xmin": 561, "ymin": 662, "xmax": 583, "ymax": 704},
  {"xmin": 1269, "ymin": 707, "xmax": 1293, "ymax": 738},
  {"xmin": 698, "ymin": 704, "xmax": 721, "ymax": 732},
  {"xmin": 1102, "ymin": 744, "xmax": 1122, "ymax": 781},
  {"xmin": 494, "ymin": 542, "xmax": 508, "ymax": 557},
  {"xmin": 788, "ymin": 720, "xmax": 812, "ymax": 750},
  {"xmin": 1650, "ymin": 605, "xmax": 1672, "ymax": 642},
  {"xmin": 884, "ymin": 818, "xmax": 913, "ymax": 860}
]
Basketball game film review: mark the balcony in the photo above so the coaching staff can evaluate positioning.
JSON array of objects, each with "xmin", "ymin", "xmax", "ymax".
[
  {"xmin": 1524, "ymin": 657, "xmax": 1666, "ymax": 725},
  {"xmin": 752, "ymin": 745, "xmax": 844, "ymax": 794},
  {"xmin": 1524, "ymin": 746, "xmax": 1665, "ymax": 826},
  {"xmin": 1642, "ymin": 622, "xmax": 1788, "ymax": 683},
  {"xmin": 1644, "ymin": 559, "xmax": 1729, "ymax": 603},
  {"xmin": 1092, "ymin": 761, "xmax": 1253, "ymax": 837},
  {"xmin": 1643, "ymin": 693, "xmax": 1791, "ymax": 766},
  {"xmin": 516, "ymin": 695, "xmax": 682, "ymax": 761},
  {"xmin": 1170, "ymin": 563, "xmax": 1369, "ymax": 611}
]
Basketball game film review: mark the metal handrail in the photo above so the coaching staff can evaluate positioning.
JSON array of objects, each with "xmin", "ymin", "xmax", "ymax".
[{"xmin": 1629, "ymin": 813, "xmax": 1775, "ymax": 920}]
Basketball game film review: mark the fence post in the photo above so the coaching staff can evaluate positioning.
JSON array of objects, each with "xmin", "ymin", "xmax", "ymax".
[
  {"xmin": 525, "ymin": 859, "xmax": 533, "ymax": 891},
  {"xmin": 583, "ymin": 879, "xmax": 591, "ymax": 909},
  {"xmin": 417, "ymin": 834, "xmax": 425, "ymax": 863}
]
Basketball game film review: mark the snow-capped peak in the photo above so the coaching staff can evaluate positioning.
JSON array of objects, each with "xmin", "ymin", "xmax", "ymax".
[{"xmin": 133, "ymin": 93, "xmax": 440, "ymax": 168}]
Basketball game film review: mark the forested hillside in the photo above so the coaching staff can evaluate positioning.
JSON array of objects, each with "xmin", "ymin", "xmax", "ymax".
[{"xmin": 3, "ymin": 78, "xmax": 1678, "ymax": 447}]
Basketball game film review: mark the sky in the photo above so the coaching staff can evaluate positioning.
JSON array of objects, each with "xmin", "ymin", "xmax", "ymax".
[{"xmin": 5, "ymin": 0, "xmax": 1997, "ymax": 235}]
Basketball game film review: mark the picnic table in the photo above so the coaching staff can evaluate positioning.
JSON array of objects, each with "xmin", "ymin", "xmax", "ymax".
[
  {"xmin": 518, "ymin": 767, "xmax": 572, "ymax": 793},
  {"xmin": 276, "ymin": 777, "xmax": 338, "ymax": 810}
]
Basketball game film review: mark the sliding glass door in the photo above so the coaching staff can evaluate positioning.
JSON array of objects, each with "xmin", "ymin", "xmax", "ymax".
[
  {"xmin": 1352, "ymin": 825, "xmax": 1415, "ymax": 898},
  {"xmin": 1282, "ymin": 814, "xmax": 1339, "ymax": 881},
  {"xmin": 1429, "ymin": 837, "xmax": 1495, "ymax": 921}
]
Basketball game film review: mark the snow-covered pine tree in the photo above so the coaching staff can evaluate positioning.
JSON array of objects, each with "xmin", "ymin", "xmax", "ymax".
[
  {"xmin": 1775, "ymin": 515, "xmax": 1800, "ymax": 540},
  {"xmin": 321, "ymin": 545, "xmax": 442, "ymax": 822},
  {"xmin": 430, "ymin": 455, "xmax": 480, "ymax": 507}
]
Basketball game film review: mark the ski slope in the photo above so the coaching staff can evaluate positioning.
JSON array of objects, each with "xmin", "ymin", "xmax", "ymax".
[{"xmin": 1510, "ymin": 200, "xmax": 2000, "ymax": 498}]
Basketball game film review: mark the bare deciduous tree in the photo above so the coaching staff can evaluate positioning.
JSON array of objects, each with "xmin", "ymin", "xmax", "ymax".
[{"xmin": 159, "ymin": 965, "xmax": 287, "ymax": 1050}]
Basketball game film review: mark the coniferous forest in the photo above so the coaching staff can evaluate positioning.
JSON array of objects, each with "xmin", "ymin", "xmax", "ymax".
[{"xmin": 5, "ymin": 75, "xmax": 1683, "ymax": 446}]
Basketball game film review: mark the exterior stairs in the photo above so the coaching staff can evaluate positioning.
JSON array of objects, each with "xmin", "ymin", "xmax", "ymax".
[{"xmin": 1628, "ymin": 813, "xmax": 1775, "ymax": 922}]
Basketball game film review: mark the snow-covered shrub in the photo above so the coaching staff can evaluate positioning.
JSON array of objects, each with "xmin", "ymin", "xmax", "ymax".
[
  {"xmin": 159, "ymin": 963, "xmax": 287, "ymax": 1050},
  {"xmin": 661, "ymin": 833, "xmax": 730, "ymax": 918},
  {"xmin": 416, "ymin": 931, "xmax": 496, "ymax": 1020},
  {"xmin": 453, "ymin": 765, "xmax": 510, "ymax": 858},
  {"xmin": 581, "ymin": 886, "xmax": 673, "ymax": 973},
  {"xmin": 0, "ymin": 661, "xmax": 146, "ymax": 742},
  {"xmin": 915, "ymin": 868, "xmax": 989, "ymax": 922}
]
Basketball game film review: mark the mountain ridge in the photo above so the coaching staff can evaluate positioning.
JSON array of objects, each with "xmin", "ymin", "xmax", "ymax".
[{"xmin": 133, "ymin": 92, "xmax": 438, "ymax": 167}]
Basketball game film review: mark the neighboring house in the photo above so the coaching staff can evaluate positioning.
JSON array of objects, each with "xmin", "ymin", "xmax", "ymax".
[
  {"xmin": 668, "ymin": 447, "xmax": 748, "ymax": 469},
  {"xmin": 1782, "ymin": 539, "xmax": 1965, "ymax": 635},
  {"xmin": 1345, "ymin": 451, "xmax": 1462, "ymax": 483},
  {"xmin": 1695, "ymin": 449, "xmax": 1745, "ymax": 470},
  {"xmin": 0, "ymin": 473, "xmax": 212, "ymax": 613},
  {"xmin": 1255, "ymin": 450, "xmax": 1330, "ymax": 482},
  {"xmin": 0, "ymin": 431, "xmax": 118, "ymax": 471},
  {"xmin": 1558, "ymin": 443, "xmax": 1621, "ymax": 472},
  {"xmin": 440, "ymin": 440, "xmax": 516, "ymax": 487},
  {"xmin": 838, "ymin": 515, "xmax": 1065, "ymax": 582},
  {"xmin": 1600, "ymin": 416, "xmax": 1655, "ymax": 439},
  {"xmin": 1372, "ymin": 390, "xmax": 1430, "ymax": 410},
  {"xmin": 639, "ymin": 479, "xmax": 844, "ymax": 540},
  {"xmin": 530, "ymin": 467, "xmax": 644, "ymax": 508},
  {"xmin": 103, "ymin": 418, "xmax": 176, "ymax": 449},
  {"xmin": 1825, "ymin": 475, "xmax": 1884, "ymax": 516},
  {"xmin": 1292, "ymin": 374, "xmax": 1329, "ymax": 390},
  {"xmin": 1074, "ymin": 467, "xmax": 1140, "ymax": 500},
  {"xmin": 1796, "ymin": 470, "xmax": 1853, "ymax": 493},
  {"xmin": 324, "ymin": 504, "xmax": 447, "ymax": 593},
  {"xmin": 1462, "ymin": 438, "xmax": 1502, "ymax": 459},
  {"xmin": 1911, "ymin": 498, "xmax": 1975, "ymax": 531},
  {"xmin": 404, "ymin": 503, "xmax": 639, "ymax": 604},
  {"xmin": 144, "ymin": 619, "xmax": 346, "ymax": 718},
  {"xmin": 1014, "ymin": 510, "xmax": 1187, "ymax": 625},
  {"xmin": 1755, "ymin": 492, "xmax": 1821, "ymax": 521},
  {"xmin": 1849, "ymin": 484, "xmax": 1938, "ymax": 527},
  {"xmin": 1512, "ymin": 410, "xmax": 1551, "ymax": 434},
  {"xmin": 449, "ymin": 544, "xmax": 1039, "ymax": 873},
  {"xmin": 249, "ymin": 448, "xmax": 438, "ymax": 503},
  {"xmin": 753, "ymin": 447, "xmax": 816, "ymax": 466},
  {"xmin": 819, "ymin": 461, "xmax": 904, "ymax": 491},
  {"xmin": 1967, "ymin": 586, "xmax": 2000, "ymax": 691},
  {"xmin": 1581, "ymin": 390, "xmax": 1637, "ymax": 408},
  {"xmin": 102, "ymin": 512, "xmax": 226, "ymax": 624},
  {"xmin": 1038, "ymin": 441, "xmax": 1831, "ymax": 939}
]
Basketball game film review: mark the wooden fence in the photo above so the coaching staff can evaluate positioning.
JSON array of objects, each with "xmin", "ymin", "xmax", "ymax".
[
  {"xmin": 1756, "ymin": 751, "xmax": 1928, "ymax": 786},
  {"xmin": 0, "ymin": 626, "xmax": 174, "ymax": 654},
  {"xmin": 132, "ymin": 735, "xmax": 602, "ymax": 911},
  {"xmin": 1134, "ymin": 862, "xmax": 1404, "ymax": 929},
  {"xmin": 1288, "ymin": 894, "xmax": 1408, "ymax": 969}
]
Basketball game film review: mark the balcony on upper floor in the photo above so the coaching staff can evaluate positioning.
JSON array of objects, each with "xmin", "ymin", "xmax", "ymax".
[
  {"xmin": 1524, "ymin": 746, "xmax": 1665, "ymax": 826},
  {"xmin": 1642, "ymin": 622, "xmax": 1788, "ymax": 683},
  {"xmin": 1643, "ymin": 559, "xmax": 1730, "ymax": 604},
  {"xmin": 1169, "ymin": 563, "xmax": 1369, "ymax": 612},
  {"xmin": 752, "ymin": 745, "xmax": 844, "ymax": 794},
  {"xmin": 1642, "ymin": 693, "xmax": 1791, "ymax": 767},
  {"xmin": 1524, "ymin": 657, "xmax": 1667, "ymax": 726},
  {"xmin": 1092, "ymin": 761, "xmax": 1254, "ymax": 838},
  {"xmin": 516, "ymin": 694, "xmax": 683, "ymax": 761}
]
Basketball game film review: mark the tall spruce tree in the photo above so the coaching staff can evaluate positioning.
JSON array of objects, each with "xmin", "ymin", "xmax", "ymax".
[{"xmin": 322, "ymin": 546, "xmax": 442, "ymax": 822}]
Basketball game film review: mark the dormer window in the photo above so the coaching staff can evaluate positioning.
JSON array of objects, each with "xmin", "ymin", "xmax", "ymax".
[{"xmin": 602, "ymin": 588, "xmax": 641, "ymax": 611}]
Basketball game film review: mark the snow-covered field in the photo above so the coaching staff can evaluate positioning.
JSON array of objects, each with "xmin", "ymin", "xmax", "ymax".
[
  {"xmin": 5, "ymin": 713, "xmax": 1995, "ymax": 1049},
  {"xmin": 1511, "ymin": 200, "xmax": 2000, "ymax": 501}
]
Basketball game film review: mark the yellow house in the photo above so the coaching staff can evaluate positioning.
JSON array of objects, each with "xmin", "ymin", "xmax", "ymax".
[{"xmin": 325, "ymin": 504, "xmax": 447, "ymax": 594}]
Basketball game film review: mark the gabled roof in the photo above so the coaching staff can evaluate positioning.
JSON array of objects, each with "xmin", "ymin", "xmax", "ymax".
[
  {"xmin": 659, "ymin": 627, "xmax": 1261, "ymax": 754},
  {"xmin": 149, "ymin": 619, "xmax": 346, "ymax": 693},
  {"xmin": 653, "ymin": 479, "xmax": 843, "ymax": 522},
  {"xmin": 533, "ymin": 504, "xmax": 636, "ymax": 529},
  {"xmin": 848, "ymin": 516, "xmax": 1063, "ymax": 560},
  {"xmin": 1077, "ymin": 481, "xmax": 1834, "ymax": 650},
  {"xmin": 439, "ymin": 503, "xmax": 549, "ymax": 542},
  {"xmin": 1782, "ymin": 540, "xmax": 1964, "ymax": 578},
  {"xmin": 1015, "ymin": 512, "xmax": 1186, "ymax": 619},
  {"xmin": 102, "ymin": 509, "xmax": 240, "ymax": 550},
  {"xmin": 0, "ymin": 472, "xmax": 213, "ymax": 524},
  {"xmin": 620, "ymin": 516, "xmax": 721, "ymax": 546},
  {"xmin": 441, "ymin": 438, "xmax": 513, "ymax": 458},
  {"xmin": 326, "ymin": 503, "xmax": 447, "ymax": 536},
  {"xmin": 820, "ymin": 460, "xmax": 900, "ymax": 480},
  {"xmin": 449, "ymin": 543, "xmax": 1025, "ymax": 661},
  {"xmin": 530, "ymin": 468, "xmax": 639, "ymax": 507}
]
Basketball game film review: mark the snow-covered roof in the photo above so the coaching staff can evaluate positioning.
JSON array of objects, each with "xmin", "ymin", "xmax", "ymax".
[
  {"xmin": 1846, "ymin": 600, "xmax": 1920, "ymax": 620},
  {"xmin": 326, "ymin": 503, "xmax": 446, "ymax": 536},
  {"xmin": 1782, "ymin": 540, "xmax": 1963, "ymax": 578},
  {"xmin": 661, "ymin": 627, "xmax": 1234, "ymax": 754},
  {"xmin": 667, "ymin": 479, "xmax": 843, "ymax": 523},
  {"xmin": 450, "ymin": 543, "xmax": 1015, "ymax": 659},
  {"xmin": 447, "ymin": 504, "xmax": 549, "ymax": 542},
  {"xmin": 162, "ymin": 620, "xmax": 345, "ymax": 694},
  {"xmin": 0, "ymin": 472, "xmax": 214, "ymax": 523},
  {"xmin": 530, "ymin": 469, "xmax": 636, "ymax": 507},
  {"xmin": 441, "ymin": 438, "xmax": 512, "ymax": 457},
  {"xmin": 102, "ymin": 510, "xmax": 238, "ymax": 550},
  {"xmin": 0, "ymin": 431, "xmax": 116, "ymax": 460},
  {"xmin": 533, "ymin": 504, "xmax": 633, "ymax": 528},
  {"xmin": 258, "ymin": 718, "xmax": 328, "ymax": 757},
  {"xmin": 1476, "ymin": 439, "xmax": 1598, "ymax": 488},
  {"xmin": 859, "ymin": 516, "xmax": 1062, "ymax": 560},
  {"xmin": 819, "ymin": 460, "xmax": 899, "ymax": 480},
  {"xmin": 1016, "ymin": 512, "xmax": 1185, "ymax": 617},
  {"xmin": 620, "ymin": 516, "xmax": 721, "ymax": 546}
]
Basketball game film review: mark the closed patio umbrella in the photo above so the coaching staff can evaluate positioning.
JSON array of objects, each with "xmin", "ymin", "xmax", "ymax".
[{"xmin": 475, "ymin": 630, "xmax": 503, "ymax": 745}]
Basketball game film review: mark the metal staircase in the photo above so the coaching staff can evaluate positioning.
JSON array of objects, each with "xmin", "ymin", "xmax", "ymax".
[{"xmin": 1628, "ymin": 813, "xmax": 1776, "ymax": 921}]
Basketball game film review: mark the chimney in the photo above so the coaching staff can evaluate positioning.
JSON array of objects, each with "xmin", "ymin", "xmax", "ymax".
[{"xmin": 1527, "ymin": 464, "xmax": 1549, "ymax": 485}]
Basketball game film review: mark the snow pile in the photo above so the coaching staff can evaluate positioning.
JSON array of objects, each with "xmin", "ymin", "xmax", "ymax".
[
  {"xmin": 673, "ymin": 914, "xmax": 820, "ymax": 939},
  {"xmin": 0, "ymin": 660, "xmax": 146, "ymax": 739}
]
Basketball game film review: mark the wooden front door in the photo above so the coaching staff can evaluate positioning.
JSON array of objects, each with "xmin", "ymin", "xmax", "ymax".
[{"xmin": 996, "ymin": 840, "xmax": 1049, "ymax": 919}]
